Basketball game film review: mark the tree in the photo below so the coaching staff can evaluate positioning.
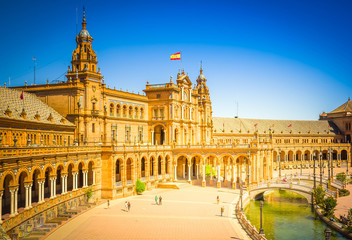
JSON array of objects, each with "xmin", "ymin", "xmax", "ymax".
[
  {"xmin": 313, "ymin": 187, "xmax": 325, "ymax": 206},
  {"xmin": 205, "ymin": 165, "xmax": 216, "ymax": 177},
  {"xmin": 336, "ymin": 172, "xmax": 347, "ymax": 183},
  {"xmin": 135, "ymin": 179, "xmax": 145, "ymax": 194},
  {"xmin": 322, "ymin": 197, "xmax": 337, "ymax": 218}
]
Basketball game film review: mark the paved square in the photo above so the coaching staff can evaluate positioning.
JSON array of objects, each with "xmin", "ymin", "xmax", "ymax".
[{"xmin": 45, "ymin": 185, "xmax": 249, "ymax": 240}]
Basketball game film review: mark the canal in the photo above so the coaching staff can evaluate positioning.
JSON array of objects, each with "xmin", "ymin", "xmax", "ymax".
[{"xmin": 244, "ymin": 190, "xmax": 347, "ymax": 240}]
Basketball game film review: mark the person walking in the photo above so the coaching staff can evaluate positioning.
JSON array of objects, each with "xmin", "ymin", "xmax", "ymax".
[
  {"xmin": 107, "ymin": 199, "xmax": 110, "ymax": 208},
  {"xmin": 155, "ymin": 195, "xmax": 158, "ymax": 205},
  {"xmin": 159, "ymin": 196, "xmax": 162, "ymax": 205},
  {"xmin": 125, "ymin": 201, "xmax": 128, "ymax": 211},
  {"xmin": 217, "ymin": 195, "xmax": 220, "ymax": 204},
  {"xmin": 127, "ymin": 201, "xmax": 131, "ymax": 212},
  {"xmin": 221, "ymin": 206, "xmax": 224, "ymax": 216}
]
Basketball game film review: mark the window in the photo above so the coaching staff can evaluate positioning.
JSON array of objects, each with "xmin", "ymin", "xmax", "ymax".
[
  {"xmin": 125, "ymin": 125, "xmax": 131, "ymax": 142},
  {"xmin": 92, "ymin": 123, "xmax": 95, "ymax": 133},
  {"xmin": 157, "ymin": 94, "xmax": 161, "ymax": 99}
]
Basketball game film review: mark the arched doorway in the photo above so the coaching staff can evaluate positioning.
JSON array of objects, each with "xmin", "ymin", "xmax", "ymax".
[
  {"xmin": 56, "ymin": 166, "xmax": 63, "ymax": 195},
  {"xmin": 32, "ymin": 169, "xmax": 41, "ymax": 204},
  {"xmin": 88, "ymin": 161, "xmax": 94, "ymax": 186},
  {"xmin": 154, "ymin": 125, "xmax": 164, "ymax": 145},
  {"xmin": 78, "ymin": 163, "xmax": 84, "ymax": 188},
  {"xmin": 126, "ymin": 159, "xmax": 132, "ymax": 182},
  {"xmin": 158, "ymin": 156, "xmax": 162, "ymax": 175},
  {"xmin": 44, "ymin": 168, "xmax": 52, "ymax": 199},
  {"xmin": 2, "ymin": 175, "xmax": 13, "ymax": 215},
  {"xmin": 18, "ymin": 172, "xmax": 27, "ymax": 209},
  {"xmin": 141, "ymin": 157, "xmax": 146, "ymax": 177},
  {"xmin": 115, "ymin": 159, "xmax": 121, "ymax": 182},
  {"xmin": 67, "ymin": 164, "xmax": 74, "ymax": 192},
  {"xmin": 176, "ymin": 156, "xmax": 188, "ymax": 179}
]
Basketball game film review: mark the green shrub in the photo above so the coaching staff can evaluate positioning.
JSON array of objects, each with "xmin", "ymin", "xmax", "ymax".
[
  {"xmin": 322, "ymin": 197, "xmax": 337, "ymax": 218},
  {"xmin": 313, "ymin": 187, "xmax": 325, "ymax": 206},
  {"xmin": 347, "ymin": 208, "xmax": 352, "ymax": 231},
  {"xmin": 336, "ymin": 172, "xmax": 347, "ymax": 183},
  {"xmin": 86, "ymin": 187, "xmax": 93, "ymax": 200},
  {"xmin": 135, "ymin": 179, "xmax": 145, "ymax": 194},
  {"xmin": 205, "ymin": 165, "xmax": 216, "ymax": 177},
  {"xmin": 339, "ymin": 189, "xmax": 350, "ymax": 197}
]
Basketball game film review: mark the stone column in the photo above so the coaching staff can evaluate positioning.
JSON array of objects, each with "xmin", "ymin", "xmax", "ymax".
[
  {"xmin": 217, "ymin": 165, "xmax": 221, "ymax": 188},
  {"xmin": 41, "ymin": 181, "xmax": 45, "ymax": 202},
  {"xmin": 196, "ymin": 164, "xmax": 199, "ymax": 179},
  {"xmin": 38, "ymin": 182, "xmax": 42, "ymax": 203},
  {"xmin": 53, "ymin": 178, "xmax": 57, "ymax": 197},
  {"xmin": 188, "ymin": 165, "xmax": 192, "ymax": 183},
  {"xmin": 24, "ymin": 185, "xmax": 29, "ymax": 209},
  {"xmin": 93, "ymin": 169, "xmax": 96, "ymax": 185},
  {"xmin": 210, "ymin": 166, "xmax": 213, "ymax": 184},
  {"xmin": 50, "ymin": 178, "xmax": 54, "ymax": 198},
  {"xmin": 0, "ymin": 191, "xmax": 3, "ymax": 223},
  {"xmin": 174, "ymin": 164, "xmax": 177, "ymax": 181},
  {"xmin": 202, "ymin": 164, "xmax": 206, "ymax": 187},
  {"xmin": 28, "ymin": 184, "xmax": 32, "ymax": 207},
  {"xmin": 151, "ymin": 131, "xmax": 154, "ymax": 145},
  {"xmin": 14, "ymin": 188, "xmax": 18, "ymax": 215},
  {"xmin": 61, "ymin": 175, "xmax": 66, "ymax": 194},
  {"xmin": 182, "ymin": 164, "xmax": 185, "ymax": 178},
  {"xmin": 9, "ymin": 188, "xmax": 15, "ymax": 217},
  {"xmin": 232, "ymin": 165, "xmax": 236, "ymax": 189}
]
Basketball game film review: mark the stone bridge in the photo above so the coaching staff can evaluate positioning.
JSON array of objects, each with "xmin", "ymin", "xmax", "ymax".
[{"xmin": 248, "ymin": 177, "xmax": 342, "ymax": 204}]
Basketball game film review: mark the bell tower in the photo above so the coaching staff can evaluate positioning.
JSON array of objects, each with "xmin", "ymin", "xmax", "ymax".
[
  {"xmin": 66, "ymin": 8, "xmax": 101, "ymax": 83},
  {"xmin": 196, "ymin": 64, "xmax": 213, "ymax": 143}
]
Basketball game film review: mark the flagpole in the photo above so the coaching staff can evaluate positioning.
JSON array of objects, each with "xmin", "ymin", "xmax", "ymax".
[{"xmin": 180, "ymin": 50, "xmax": 183, "ymax": 71}]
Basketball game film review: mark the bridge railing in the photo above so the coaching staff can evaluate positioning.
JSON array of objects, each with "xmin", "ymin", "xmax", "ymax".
[{"xmin": 235, "ymin": 193, "xmax": 267, "ymax": 240}]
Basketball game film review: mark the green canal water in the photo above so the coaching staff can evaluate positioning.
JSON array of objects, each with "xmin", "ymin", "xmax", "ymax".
[{"xmin": 244, "ymin": 190, "xmax": 347, "ymax": 240}]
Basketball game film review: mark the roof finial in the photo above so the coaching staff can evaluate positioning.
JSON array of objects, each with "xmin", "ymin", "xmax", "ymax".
[
  {"xmin": 82, "ymin": 7, "xmax": 87, "ymax": 30},
  {"xmin": 200, "ymin": 60, "xmax": 203, "ymax": 74}
]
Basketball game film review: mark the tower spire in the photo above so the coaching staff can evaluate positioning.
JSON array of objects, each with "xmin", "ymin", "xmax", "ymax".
[
  {"xmin": 200, "ymin": 60, "xmax": 203, "ymax": 74},
  {"xmin": 82, "ymin": 7, "xmax": 87, "ymax": 30}
]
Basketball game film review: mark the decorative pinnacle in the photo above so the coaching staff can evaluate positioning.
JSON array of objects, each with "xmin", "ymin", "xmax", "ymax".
[
  {"xmin": 82, "ymin": 7, "xmax": 87, "ymax": 30},
  {"xmin": 200, "ymin": 60, "xmax": 203, "ymax": 74}
]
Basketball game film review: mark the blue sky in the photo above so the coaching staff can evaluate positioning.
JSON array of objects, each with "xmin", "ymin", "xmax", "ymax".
[{"xmin": 1, "ymin": 0, "xmax": 352, "ymax": 120}]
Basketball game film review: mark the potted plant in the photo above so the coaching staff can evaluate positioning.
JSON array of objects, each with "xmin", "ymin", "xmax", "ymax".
[{"xmin": 135, "ymin": 179, "xmax": 145, "ymax": 195}]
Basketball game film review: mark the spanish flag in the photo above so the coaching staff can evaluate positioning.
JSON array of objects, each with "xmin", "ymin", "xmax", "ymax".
[{"xmin": 170, "ymin": 52, "xmax": 181, "ymax": 60}]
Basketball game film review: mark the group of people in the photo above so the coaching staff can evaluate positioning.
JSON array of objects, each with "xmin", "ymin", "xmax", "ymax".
[
  {"xmin": 155, "ymin": 195, "xmax": 163, "ymax": 205},
  {"xmin": 125, "ymin": 201, "xmax": 131, "ymax": 212}
]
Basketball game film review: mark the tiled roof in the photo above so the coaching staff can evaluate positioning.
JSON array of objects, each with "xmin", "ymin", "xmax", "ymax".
[
  {"xmin": 329, "ymin": 98, "xmax": 352, "ymax": 114},
  {"xmin": 0, "ymin": 87, "xmax": 74, "ymax": 126},
  {"xmin": 213, "ymin": 117, "xmax": 338, "ymax": 135}
]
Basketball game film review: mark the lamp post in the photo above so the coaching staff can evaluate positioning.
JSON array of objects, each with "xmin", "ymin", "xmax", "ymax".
[
  {"xmin": 247, "ymin": 151, "xmax": 250, "ymax": 189},
  {"xmin": 320, "ymin": 149, "xmax": 323, "ymax": 186},
  {"xmin": 324, "ymin": 227, "xmax": 331, "ymax": 240},
  {"xmin": 328, "ymin": 148, "xmax": 331, "ymax": 188},
  {"xmin": 313, "ymin": 151, "xmax": 316, "ymax": 189},
  {"xmin": 240, "ymin": 180, "xmax": 243, "ymax": 212},
  {"xmin": 279, "ymin": 148, "xmax": 282, "ymax": 179},
  {"xmin": 259, "ymin": 200, "xmax": 264, "ymax": 235},
  {"xmin": 331, "ymin": 148, "xmax": 334, "ymax": 181}
]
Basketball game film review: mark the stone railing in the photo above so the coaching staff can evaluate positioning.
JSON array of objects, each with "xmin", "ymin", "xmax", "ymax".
[
  {"xmin": 235, "ymin": 193, "xmax": 267, "ymax": 240},
  {"xmin": 0, "ymin": 145, "xmax": 101, "ymax": 159}
]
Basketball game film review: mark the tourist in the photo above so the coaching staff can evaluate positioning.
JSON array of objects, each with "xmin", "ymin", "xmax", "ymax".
[
  {"xmin": 159, "ymin": 196, "xmax": 162, "ymax": 205},
  {"xmin": 125, "ymin": 201, "xmax": 128, "ymax": 211},
  {"xmin": 221, "ymin": 206, "xmax": 224, "ymax": 216},
  {"xmin": 127, "ymin": 201, "xmax": 131, "ymax": 212},
  {"xmin": 107, "ymin": 199, "xmax": 110, "ymax": 208},
  {"xmin": 217, "ymin": 195, "xmax": 219, "ymax": 204},
  {"xmin": 155, "ymin": 195, "xmax": 158, "ymax": 205}
]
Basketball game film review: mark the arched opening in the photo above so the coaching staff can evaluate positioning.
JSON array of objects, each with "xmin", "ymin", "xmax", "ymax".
[
  {"xmin": 176, "ymin": 156, "xmax": 187, "ymax": 179},
  {"xmin": 158, "ymin": 156, "xmax": 162, "ymax": 175},
  {"xmin": 116, "ymin": 104, "xmax": 121, "ymax": 117},
  {"xmin": 126, "ymin": 159, "xmax": 132, "ymax": 181},
  {"xmin": 56, "ymin": 166, "xmax": 63, "ymax": 195},
  {"xmin": 2, "ymin": 175, "xmax": 13, "ymax": 216},
  {"xmin": 18, "ymin": 172, "xmax": 27, "ymax": 209},
  {"xmin": 88, "ymin": 162, "xmax": 94, "ymax": 186},
  {"xmin": 341, "ymin": 150, "xmax": 348, "ymax": 160},
  {"xmin": 67, "ymin": 164, "xmax": 74, "ymax": 192},
  {"xmin": 128, "ymin": 106, "xmax": 133, "ymax": 118},
  {"xmin": 115, "ymin": 159, "xmax": 121, "ymax": 182},
  {"xmin": 134, "ymin": 107, "xmax": 139, "ymax": 118},
  {"xmin": 109, "ymin": 103, "xmax": 114, "ymax": 116},
  {"xmin": 192, "ymin": 157, "xmax": 196, "ymax": 177},
  {"xmin": 78, "ymin": 163, "xmax": 84, "ymax": 188},
  {"xmin": 31, "ymin": 169, "xmax": 40, "ymax": 204},
  {"xmin": 141, "ymin": 157, "xmax": 146, "ymax": 177},
  {"xmin": 44, "ymin": 168, "xmax": 52, "ymax": 199},
  {"xmin": 165, "ymin": 156, "xmax": 170, "ymax": 174},
  {"xmin": 150, "ymin": 157, "xmax": 155, "ymax": 177},
  {"xmin": 154, "ymin": 125, "xmax": 164, "ymax": 145}
]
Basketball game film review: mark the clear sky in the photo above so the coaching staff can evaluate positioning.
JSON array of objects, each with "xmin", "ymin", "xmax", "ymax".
[{"xmin": 1, "ymin": 0, "xmax": 352, "ymax": 120}]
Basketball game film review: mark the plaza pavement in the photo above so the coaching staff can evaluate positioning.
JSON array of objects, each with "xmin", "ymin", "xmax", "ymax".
[{"xmin": 44, "ymin": 184, "xmax": 250, "ymax": 240}]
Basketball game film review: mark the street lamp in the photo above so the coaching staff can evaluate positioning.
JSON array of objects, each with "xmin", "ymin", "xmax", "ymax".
[
  {"xmin": 324, "ymin": 227, "xmax": 331, "ymax": 240},
  {"xmin": 313, "ymin": 151, "xmax": 316, "ymax": 189},
  {"xmin": 328, "ymin": 148, "xmax": 331, "ymax": 188},
  {"xmin": 259, "ymin": 200, "xmax": 264, "ymax": 235},
  {"xmin": 278, "ymin": 148, "xmax": 282, "ymax": 179},
  {"xmin": 320, "ymin": 148, "xmax": 323, "ymax": 186},
  {"xmin": 240, "ymin": 180, "xmax": 243, "ymax": 212}
]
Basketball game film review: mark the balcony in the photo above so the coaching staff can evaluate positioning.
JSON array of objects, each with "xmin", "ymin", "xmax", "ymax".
[
  {"xmin": 91, "ymin": 110, "xmax": 99, "ymax": 117},
  {"xmin": 152, "ymin": 117, "xmax": 165, "ymax": 121}
]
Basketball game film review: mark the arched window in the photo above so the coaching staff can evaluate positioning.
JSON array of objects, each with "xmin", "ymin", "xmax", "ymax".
[
  {"xmin": 110, "ymin": 103, "xmax": 114, "ymax": 116},
  {"xmin": 116, "ymin": 104, "xmax": 121, "ymax": 116}
]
